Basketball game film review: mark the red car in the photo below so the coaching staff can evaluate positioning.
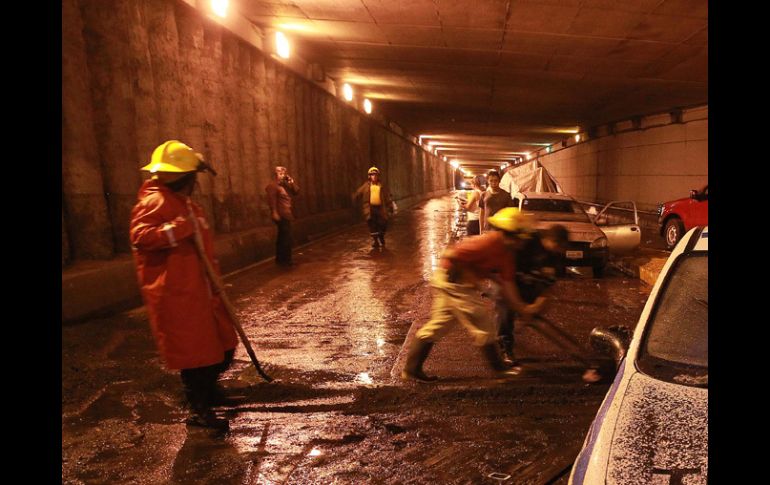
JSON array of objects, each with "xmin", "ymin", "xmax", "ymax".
[{"xmin": 657, "ymin": 185, "xmax": 708, "ymax": 250}]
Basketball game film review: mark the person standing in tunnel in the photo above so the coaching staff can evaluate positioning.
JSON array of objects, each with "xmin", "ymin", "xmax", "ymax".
[
  {"xmin": 265, "ymin": 166, "xmax": 300, "ymax": 267},
  {"xmin": 130, "ymin": 140, "xmax": 239, "ymax": 430},
  {"xmin": 463, "ymin": 176, "xmax": 483, "ymax": 236},
  {"xmin": 352, "ymin": 166, "xmax": 394, "ymax": 248},
  {"xmin": 480, "ymin": 170, "xmax": 515, "ymax": 232},
  {"xmin": 495, "ymin": 224, "xmax": 569, "ymax": 369},
  {"xmin": 401, "ymin": 208, "xmax": 547, "ymax": 382}
]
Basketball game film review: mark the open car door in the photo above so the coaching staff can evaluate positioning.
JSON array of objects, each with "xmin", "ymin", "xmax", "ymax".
[{"xmin": 592, "ymin": 201, "xmax": 641, "ymax": 254}]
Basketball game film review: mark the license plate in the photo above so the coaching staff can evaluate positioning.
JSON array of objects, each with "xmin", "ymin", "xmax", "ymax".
[{"xmin": 565, "ymin": 250, "xmax": 583, "ymax": 259}]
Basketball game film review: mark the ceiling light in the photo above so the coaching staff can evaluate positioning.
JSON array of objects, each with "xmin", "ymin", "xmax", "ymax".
[
  {"xmin": 450, "ymin": 160, "xmax": 459, "ymax": 169},
  {"xmin": 343, "ymin": 83, "xmax": 353, "ymax": 102},
  {"xmin": 575, "ymin": 134, "xmax": 581, "ymax": 142},
  {"xmin": 275, "ymin": 32, "xmax": 290, "ymax": 59},
  {"xmin": 211, "ymin": 0, "xmax": 228, "ymax": 18},
  {"xmin": 363, "ymin": 98, "xmax": 372, "ymax": 114},
  {"xmin": 546, "ymin": 146, "xmax": 552, "ymax": 153},
  {"xmin": 526, "ymin": 153, "xmax": 531, "ymax": 160}
]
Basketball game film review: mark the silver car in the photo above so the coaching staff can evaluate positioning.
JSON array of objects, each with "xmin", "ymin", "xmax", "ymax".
[
  {"xmin": 515, "ymin": 192, "xmax": 640, "ymax": 277},
  {"xmin": 569, "ymin": 226, "xmax": 708, "ymax": 485}
]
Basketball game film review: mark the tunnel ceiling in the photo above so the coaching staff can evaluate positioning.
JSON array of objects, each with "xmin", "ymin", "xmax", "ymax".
[{"xmin": 239, "ymin": 0, "xmax": 707, "ymax": 174}]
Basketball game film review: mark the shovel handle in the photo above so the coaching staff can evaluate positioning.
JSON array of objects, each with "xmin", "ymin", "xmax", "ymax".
[{"xmin": 187, "ymin": 202, "xmax": 274, "ymax": 382}]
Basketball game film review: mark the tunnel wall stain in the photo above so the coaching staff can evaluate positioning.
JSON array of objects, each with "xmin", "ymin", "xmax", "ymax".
[{"xmin": 62, "ymin": 0, "xmax": 452, "ymax": 265}]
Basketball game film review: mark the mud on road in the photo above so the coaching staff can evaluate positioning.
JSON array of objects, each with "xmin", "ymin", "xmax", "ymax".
[{"xmin": 62, "ymin": 195, "xmax": 650, "ymax": 484}]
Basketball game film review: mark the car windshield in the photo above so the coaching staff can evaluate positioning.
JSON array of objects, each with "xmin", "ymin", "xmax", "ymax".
[
  {"xmin": 637, "ymin": 253, "xmax": 708, "ymax": 387},
  {"xmin": 522, "ymin": 198, "xmax": 592, "ymax": 223}
]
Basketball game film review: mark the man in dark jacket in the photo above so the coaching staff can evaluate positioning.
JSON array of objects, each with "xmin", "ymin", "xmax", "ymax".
[
  {"xmin": 353, "ymin": 166, "xmax": 394, "ymax": 248},
  {"xmin": 265, "ymin": 166, "xmax": 300, "ymax": 266},
  {"xmin": 496, "ymin": 224, "xmax": 569, "ymax": 368}
]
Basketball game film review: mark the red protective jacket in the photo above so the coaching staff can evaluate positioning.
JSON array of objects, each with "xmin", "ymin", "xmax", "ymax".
[{"xmin": 130, "ymin": 180, "xmax": 238, "ymax": 370}]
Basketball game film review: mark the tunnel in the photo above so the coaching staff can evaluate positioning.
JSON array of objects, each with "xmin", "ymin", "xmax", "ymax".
[
  {"xmin": 62, "ymin": 2, "xmax": 709, "ymax": 483},
  {"xmin": 62, "ymin": 0, "xmax": 707, "ymax": 322}
]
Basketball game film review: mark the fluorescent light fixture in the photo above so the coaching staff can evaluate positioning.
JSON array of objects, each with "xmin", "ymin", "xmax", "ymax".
[
  {"xmin": 363, "ymin": 98, "xmax": 372, "ymax": 114},
  {"xmin": 450, "ymin": 160, "xmax": 459, "ymax": 169},
  {"xmin": 526, "ymin": 153, "xmax": 531, "ymax": 160},
  {"xmin": 343, "ymin": 83, "xmax": 353, "ymax": 101},
  {"xmin": 546, "ymin": 146, "xmax": 552, "ymax": 153},
  {"xmin": 275, "ymin": 32, "xmax": 290, "ymax": 59},
  {"xmin": 211, "ymin": 0, "xmax": 228, "ymax": 18}
]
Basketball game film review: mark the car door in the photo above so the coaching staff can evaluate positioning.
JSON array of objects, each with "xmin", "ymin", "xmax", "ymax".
[
  {"xmin": 691, "ymin": 186, "xmax": 708, "ymax": 227},
  {"xmin": 593, "ymin": 201, "xmax": 641, "ymax": 254}
]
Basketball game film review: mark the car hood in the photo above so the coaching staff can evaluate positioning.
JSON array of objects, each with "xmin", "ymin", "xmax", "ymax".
[
  {"xmin": 663, "ymin": 196, "xmax": 692, "ymax": 209},
  {"xmin": 606, "ymin": 371, "xmax": 708, "ymax": 485},
  {"xmin": 534, "ymin": 220, "xmax": 604, "ymax": 243}
]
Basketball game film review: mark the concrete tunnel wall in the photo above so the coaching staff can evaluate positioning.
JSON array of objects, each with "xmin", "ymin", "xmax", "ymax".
[
  {"xmin": 538, "ymin": 105, "xmax": 708, "ymax": 215},
  {"xmin": 62, "ymin": 0, "xmax": 452, "ymax": 321},
  {"xmin": 62, "ymin": 0, "xmax": 453, "ymax": 267}
]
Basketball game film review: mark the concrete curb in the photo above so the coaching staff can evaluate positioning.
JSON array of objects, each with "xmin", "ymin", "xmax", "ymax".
[
  {"xmin": 609, "ymin": 248, "xmax": 670, "ymax": 286},
  {"xmin": 62, "ymin": 190, "xmax": 450, "ymax": 324}
]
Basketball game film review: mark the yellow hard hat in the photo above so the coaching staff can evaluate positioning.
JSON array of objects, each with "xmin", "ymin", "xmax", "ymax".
[
  {"xmin": 141, "ymin": 140, "xmax": 206, "ymax": 174},
  {"xmin": 487, "ymin": 207, "xmax": 535, "ymax": 235},
  {"xmin": 368, "ymin": 166, "xmax": 380, "ymax": 175}
]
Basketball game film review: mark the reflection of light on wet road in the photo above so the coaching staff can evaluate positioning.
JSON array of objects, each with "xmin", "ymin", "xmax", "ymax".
[
  {"xmin": 356, "ymin": 372, "xmax": 374, "ymax": 385},
  {"xmin": 340, "ymin": 266, "xmax": 388, "ymax": 358},
  {"xmin": 419, "ymin": 198, "xmax": 454, "ymax": 281},
  {"xmin": 308, "ymin": 447, "xmax": 322, "ymax": 457}
]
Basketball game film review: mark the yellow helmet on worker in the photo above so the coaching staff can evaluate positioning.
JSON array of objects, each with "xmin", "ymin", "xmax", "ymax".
[
  {"xmin": 487, "ymin": 207, "xmax": 535, "ymax": 236},
  {"xmin": 368, "ymin": 166, "xmax": 380, "ymax": 175},
  {"xmin": 141, "ymin": 140, "xmax": 213, "ymax": 174}
]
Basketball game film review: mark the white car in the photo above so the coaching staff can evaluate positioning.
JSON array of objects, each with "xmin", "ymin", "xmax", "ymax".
[
  {"xmin": 514, "ymin": 192, "xmax": 641, "ymax": 277},
  {"xmin": 569, "ymin": 226, "xmax": 708, "ymax": 485}
]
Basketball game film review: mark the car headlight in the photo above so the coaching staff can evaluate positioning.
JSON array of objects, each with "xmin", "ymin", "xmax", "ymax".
[{"xmin": 590, "ymin": 237, "xmax": 608, "ymax": 248}]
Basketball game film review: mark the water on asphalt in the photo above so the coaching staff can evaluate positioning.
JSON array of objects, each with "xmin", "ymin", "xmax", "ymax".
[{"xmin": 62, "ymin": 194, "xmax": 651, "ymax": 484}]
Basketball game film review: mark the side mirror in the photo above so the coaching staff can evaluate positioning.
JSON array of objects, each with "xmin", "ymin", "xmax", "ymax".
[
  {"xmin": 689, "ymin": 189, "xmax": 698, "ymax": 199},
  {"xmin": 590, "ymin": 325, "xmax": 631, "ymax": 366}
]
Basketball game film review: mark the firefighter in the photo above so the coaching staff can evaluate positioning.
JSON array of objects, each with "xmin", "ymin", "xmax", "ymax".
[
  {"xmin": 402, "ymin": 208, "xmax": 547, "ymax": 382},
  {"xmin": 352, "ymin": 166, "xmax": 394, "ymax": 248},
  {"xmin": 130, "ymin": 140, "xmax": 238, "ymax": 430}
]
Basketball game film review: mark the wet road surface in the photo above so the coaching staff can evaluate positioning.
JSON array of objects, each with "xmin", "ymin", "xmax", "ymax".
[{"xmin": 62, "ymin": 194, "xmax": 651, "ymax": 484}]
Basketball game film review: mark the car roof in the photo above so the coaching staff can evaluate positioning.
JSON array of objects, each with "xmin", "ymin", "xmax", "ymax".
[
  {"xmin": 519, "ymin": 191, "xmax": 574, "ymax": 201},
  {"xmin": 674, "ymin": 225, "xmax": 708, "ymax": 256}
]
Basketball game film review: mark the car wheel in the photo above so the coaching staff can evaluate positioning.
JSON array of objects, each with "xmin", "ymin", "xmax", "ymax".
[
  {"xmin": 664, "ymin": 218, "xmax": 685, "ymax": 250},
  {"xmin": 593, "ymin": 264, "xmax": 605, "ymax": 278}
]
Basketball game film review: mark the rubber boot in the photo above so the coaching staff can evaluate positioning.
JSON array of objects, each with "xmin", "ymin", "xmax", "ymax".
[
  {"xmin": 378, "ymin": 233, "xmax": 385, "ymax": 247},
  {"xmin": 371, "ymin": 235, "xmax": 380, "ymax": 248},
  {"xmin": 181, "ymin": 370, "xmax": 230, "ymax": 430},
  {"xmin": 498, "ymin": 337, "xmax": 520, "ymax": 368},
  {"xmin": 482, "ymin": 344, "xmax": 523, "ymax": 376},
  {"xmin": 401, "ymin": 340, "xmax": 438, "ymax": 382}
]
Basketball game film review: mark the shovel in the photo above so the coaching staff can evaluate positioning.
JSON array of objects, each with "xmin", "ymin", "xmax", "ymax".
[{"xmin": 187, "ymin": 201, "xmax": 274, "ymax": 383}]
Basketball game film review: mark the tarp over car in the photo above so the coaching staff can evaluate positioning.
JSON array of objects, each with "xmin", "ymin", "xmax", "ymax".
[{"xmin": 500, "ymin": 160, "xmax": 562, "ymax": 199}]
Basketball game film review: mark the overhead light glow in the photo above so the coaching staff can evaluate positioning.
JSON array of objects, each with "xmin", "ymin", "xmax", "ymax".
[
  {"xmin": 575, "ymin": 134, "xmax": 581, "ymax": 142},
  {"xmin": 526, "ymin": 153, "xmax": 531, "ymax": 160},
  {"xmin": 343, "ymin": 83, "xmax": 353, "ymax": 101},
  {"xmin": 546, "ymin": 146, "xmax": 552, "ymax": 153},
  {"xmin": 211, "ymin": 0, "xmax": 228, "ymax": 18},
  {"xmin": 450, "ymin": 160, "xmax": 459, "ymax": 169},
  {"xmin": 275, "ymin": 31, "xmax": 290, "ymax": 59},
  {"xmin": 363, "ymin": 98, "xmax": 372, "ymax": 114}
]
